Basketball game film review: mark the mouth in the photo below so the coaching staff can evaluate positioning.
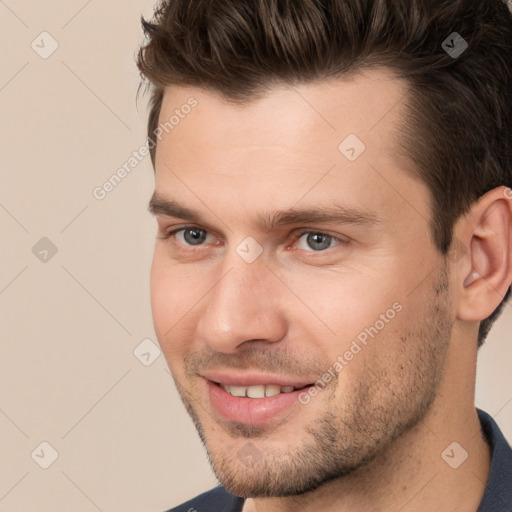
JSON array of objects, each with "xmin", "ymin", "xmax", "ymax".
[
  {"xmin": 215, "ymin": 382, "xmax": 312, "ymax": 398},
  {"xmin": 203, "ymin": 374, "xmax": 316, "ymax": 425},
  {"xmin": 218, "ymin": 382, "xmax": 307, "ymax": 398}
]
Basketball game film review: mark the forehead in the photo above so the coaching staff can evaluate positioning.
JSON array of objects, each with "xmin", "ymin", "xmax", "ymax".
[
  {"xmin": 152, "ymin": 68, "xmax": 428, "ymax": 231},
  {"xmin": 155, "ymin": 67, "xmax": 411, "ymax": 171}
]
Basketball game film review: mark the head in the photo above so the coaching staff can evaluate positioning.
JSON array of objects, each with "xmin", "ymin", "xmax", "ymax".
[{"xmin": 138, "ymin": 0, "xmax": 512, "ymax": 498}]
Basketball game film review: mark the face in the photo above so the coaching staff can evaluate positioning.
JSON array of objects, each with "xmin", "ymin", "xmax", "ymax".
[{"xmin": 149, "ymin": 69, "xmax": 454, "ymax": 497}]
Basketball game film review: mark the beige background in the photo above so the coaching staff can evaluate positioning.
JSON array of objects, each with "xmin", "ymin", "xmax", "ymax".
[{"xmin": 0, "ymin": 1, "xmax": 511, "ymax": 511}]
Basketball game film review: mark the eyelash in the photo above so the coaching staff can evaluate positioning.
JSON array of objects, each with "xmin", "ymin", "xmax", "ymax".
[{"xmin": 159, "ymin": 226, "xmax": 348, "ymax": 253}]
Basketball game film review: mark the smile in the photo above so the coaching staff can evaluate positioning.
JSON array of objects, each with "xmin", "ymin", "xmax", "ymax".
[
  {"xmin": 206, "ymin": 379, "xmax": 315, "ymax": 424},
  {"xmin": 219, "ymin": 383, "xmax": 297, "ymax": 398}
]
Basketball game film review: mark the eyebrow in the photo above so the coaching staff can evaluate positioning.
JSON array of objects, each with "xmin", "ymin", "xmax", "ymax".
[
  {"xmin": 148, "ymin": 192, "xmax": 380, "ymax": 230},
  {"xmin": 149, "ymin": 193, "xmax": 203, "ymax": 222}
]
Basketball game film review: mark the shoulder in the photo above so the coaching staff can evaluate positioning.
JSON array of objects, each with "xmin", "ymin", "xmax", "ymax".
[{"xmin": 164, "ymin": 486, "xmax": 245, "ymax": 512}]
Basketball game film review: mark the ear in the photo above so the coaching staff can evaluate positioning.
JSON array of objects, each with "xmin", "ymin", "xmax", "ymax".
[{"xmin": 455, "ymin": 186, "xmax": 512, "ymax": 322}]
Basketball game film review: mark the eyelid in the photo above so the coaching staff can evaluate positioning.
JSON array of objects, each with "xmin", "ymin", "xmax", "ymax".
[{"xmin": 156, "ymin": 215, "xmax": 221, "ymax": 235}]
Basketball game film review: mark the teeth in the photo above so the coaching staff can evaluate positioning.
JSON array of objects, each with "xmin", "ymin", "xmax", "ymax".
[
  {"xmin": 229, "ymin": 386, "xmax": 246, "ymax": 397},
  {"xmin": 221, "ymin": 383, "xmax": 297, "ymax": 398},
  {"xmin": 247, "ymin": 385, "xmax": 265, "ymax": 398},
  {"xmin": 265, "ymin": 385, "xmax": 281, "ymax": 397}
]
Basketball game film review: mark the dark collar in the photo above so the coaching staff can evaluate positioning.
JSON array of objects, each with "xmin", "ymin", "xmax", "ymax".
[{"xmin": 476, "ymin": 408, "xmax": 512, "ymax": 511}]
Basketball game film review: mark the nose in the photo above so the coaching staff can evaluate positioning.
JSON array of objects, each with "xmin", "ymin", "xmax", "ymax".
[{"xmin": 195, "ymin": 254, "xmax": 288, "ymax": 354}]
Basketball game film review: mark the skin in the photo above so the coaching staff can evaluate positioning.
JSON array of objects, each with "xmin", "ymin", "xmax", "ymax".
[{"xmin": 149, "ymin": 68, "xmax": 512, "ymax": 512}]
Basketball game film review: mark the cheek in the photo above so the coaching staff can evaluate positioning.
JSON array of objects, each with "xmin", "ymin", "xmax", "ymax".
[
  {"xmin": 149, "ymin": 250, "xmax": 202, "ymax": 358},
  {"xmin": 279, "ymin": 266, "xmax": 413, "ymax": 394},
  {"xmin": 282, "ymin": 266, "xmax": 403, "ymax": 347}
]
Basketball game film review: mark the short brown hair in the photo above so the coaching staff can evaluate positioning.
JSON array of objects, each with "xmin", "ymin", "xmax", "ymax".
[{"xmin": 137, "ymin": 0, "xmax": 512, "ymax": 346}]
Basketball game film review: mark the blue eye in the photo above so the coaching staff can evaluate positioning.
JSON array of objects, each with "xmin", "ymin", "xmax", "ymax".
[{"xmin": 296, "ymin": 232, "xmax": 340, "ymax": 251}]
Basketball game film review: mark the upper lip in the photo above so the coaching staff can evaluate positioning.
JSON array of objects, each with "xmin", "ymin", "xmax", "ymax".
[{"xmin": 201, "ymin": 371, "xmax": 315, "ymax": 388}]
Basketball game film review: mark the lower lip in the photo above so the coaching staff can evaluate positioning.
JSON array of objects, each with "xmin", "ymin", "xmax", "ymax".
[{"xmin": 207, "ymin": 380, "xmax": 309, "ymax": 425}]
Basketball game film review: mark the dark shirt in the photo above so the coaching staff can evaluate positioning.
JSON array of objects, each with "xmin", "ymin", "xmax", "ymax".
[
  {"xmin": 166, "ymin": 409, "xmax": 512, "ymax": 512},
  {"xmin": 477, "ymin": 409, "xmax": 512, "ymax": 511}
]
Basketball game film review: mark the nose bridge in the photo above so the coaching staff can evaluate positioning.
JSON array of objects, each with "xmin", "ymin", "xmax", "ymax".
[{"xmin": 196, "ymin": 252, "xmax": 286, "ymax": 352}]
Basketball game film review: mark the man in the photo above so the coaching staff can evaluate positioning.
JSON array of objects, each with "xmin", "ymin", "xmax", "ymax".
[{"xmin": 137, "ymin": 0, "xmax": 512, "ymax": 510}]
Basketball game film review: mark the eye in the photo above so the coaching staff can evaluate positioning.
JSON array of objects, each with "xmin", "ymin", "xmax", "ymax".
[
  {"xmin": 295, "ymin": 232, "xmax": 341, "ymax": 252},
  {"xmin": 169, "ymin": 227, "xmax": 214, "ymax": 246}
]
